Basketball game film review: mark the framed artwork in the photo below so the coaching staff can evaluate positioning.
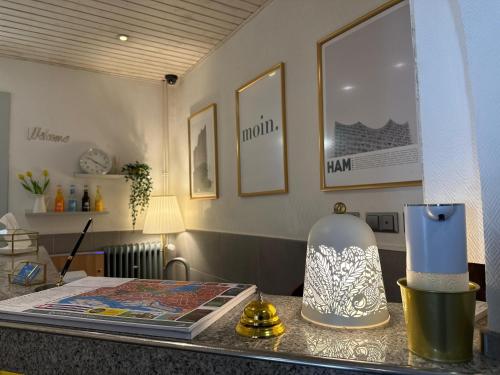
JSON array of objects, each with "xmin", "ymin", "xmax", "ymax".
[
  {"xmin": 236, "ymin": 63, "xmax": 288, "ymax": 197},
  {"xmin": 188, "ymin": 103, "xmax": 218, "ymax": 199},
  {"xmin": 318, "ymin": 0, "xmax": 422, "ymax": 191}
]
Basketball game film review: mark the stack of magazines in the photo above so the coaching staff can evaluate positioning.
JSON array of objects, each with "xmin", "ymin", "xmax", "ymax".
[{"xmin": 0, "ymin": 277, "xmax": 256, "ymax": 339}]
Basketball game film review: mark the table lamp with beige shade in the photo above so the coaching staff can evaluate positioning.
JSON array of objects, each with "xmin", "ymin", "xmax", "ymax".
[{"xmin": 143, "ymin": 195, "xmax": 185, "ymax": 267}]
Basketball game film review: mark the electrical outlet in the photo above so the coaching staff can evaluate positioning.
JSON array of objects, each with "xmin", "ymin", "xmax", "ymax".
[{"xmin": 380, "ymin": 215, "xmax": 395, "ymax": 232}]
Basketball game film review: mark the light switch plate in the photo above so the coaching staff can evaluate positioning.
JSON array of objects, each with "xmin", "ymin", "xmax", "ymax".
[
  {"xmin": 366, "ymin": 212, "xmax": 399, "ymax": 233},
  {"xmin": 366, "ymin": 215, "xmax": 379, "ymax": 231}
]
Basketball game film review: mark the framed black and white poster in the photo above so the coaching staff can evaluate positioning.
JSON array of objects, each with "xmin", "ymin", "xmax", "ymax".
[
  {"xmin": 236, "ymin": 63, "xmax": 288, "ymax": 197},
  {"xmin": 318, "ymin": 0, "xmax": 422, "ymax": 191},
  {"xmin": 188, "ymin": 103, "xmax": 218, "ymax": 200}
]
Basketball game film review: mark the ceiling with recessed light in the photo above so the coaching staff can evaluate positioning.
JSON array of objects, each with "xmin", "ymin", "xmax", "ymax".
[{"xmin": 0, "ymin": 0, "xmax": 270, "ymax": 81}]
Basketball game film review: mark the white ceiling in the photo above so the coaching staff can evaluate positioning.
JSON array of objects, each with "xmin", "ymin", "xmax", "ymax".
[{"xmin": 0, "ymin": 0, "xmax": 270, "ymax": 81}]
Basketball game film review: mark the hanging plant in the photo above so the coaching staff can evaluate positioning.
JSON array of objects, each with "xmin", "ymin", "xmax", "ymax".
[{"xmin": 122, "ymin": 161, "xmax": 153, "ymax": 229}]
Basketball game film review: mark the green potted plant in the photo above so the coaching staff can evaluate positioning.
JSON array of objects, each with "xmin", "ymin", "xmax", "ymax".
[{"xmin": 122, "ymin": 162, "xmax": 153, "ymax": 229}]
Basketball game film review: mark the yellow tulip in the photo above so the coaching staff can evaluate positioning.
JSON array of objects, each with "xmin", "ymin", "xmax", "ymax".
[
  {"xmin": 42, "ymin": 169, "xmax": 49, "ymax": 177},
  {"xmin": 26, "ymin": 171, "xmax": 33, "ymax": 177},
  {"xmin": 18, "ymin": 174, "xmax": 25, "ymax": 180}
]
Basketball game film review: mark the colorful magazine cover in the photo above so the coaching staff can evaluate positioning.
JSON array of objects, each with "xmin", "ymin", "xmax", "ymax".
[{"xmin": 0, "ymin": 277, "xmax": 256, "ymax": 339}]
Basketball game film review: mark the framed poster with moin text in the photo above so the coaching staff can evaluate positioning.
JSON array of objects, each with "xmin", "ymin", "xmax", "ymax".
[
  {"xmin": 318, "ymin": 0, "xmax": 422, "ymax": 191},
  {"xmin": 236, "ymin": 63, "xmax": 288, "ymax": 197},
  {"xmin": 188, "ymin": 103, "xmax": 218, "ymax": 199}
]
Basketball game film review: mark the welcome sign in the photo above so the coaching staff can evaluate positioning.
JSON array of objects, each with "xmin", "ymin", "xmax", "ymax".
[
  {"xmin": 27, "ymin": 127, "xmax": 70, "ymax": 143},
  {"xmin": 236, "ymin": 63, "xmax": 288, "ymax": 196}
]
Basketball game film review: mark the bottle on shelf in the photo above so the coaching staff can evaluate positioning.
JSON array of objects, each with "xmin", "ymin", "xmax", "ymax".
[
  {"xmin": 82, "ymin": 185, "xmax": 91, "ymax": 212},
  {"xmin": 54, "ymin": 185, "xmax": 65, "ymax": 212},
  {"xmin": 95, "ymin": 185, "xmax": 104, "ymax": 212},
  {"xmin": 67, "ymin": 184, "xmax": 78, "ymax": 212}
]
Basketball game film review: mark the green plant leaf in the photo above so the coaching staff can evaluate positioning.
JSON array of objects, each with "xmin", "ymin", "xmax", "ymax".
[
  {"xmin": 21, "ymin": 182, "xmax": 33, "ymax": 193},
  {"xmin": 122, "ymin": 161, "xmax": 153, "ymax": 229},
  {"xmin": 42, "ymin": 179, "xmax": 50, "ymax": 193}
]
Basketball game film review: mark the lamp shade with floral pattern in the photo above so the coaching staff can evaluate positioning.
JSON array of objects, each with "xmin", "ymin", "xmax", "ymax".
[{"xmin": 301, "ymin": 203, "xmax": 390, "ymax": 328}]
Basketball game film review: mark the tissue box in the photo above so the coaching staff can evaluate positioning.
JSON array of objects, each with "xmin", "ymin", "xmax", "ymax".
[
  {"xmin": 0, "ymin": 229, "xmax": 39, "ymax": 272},
  {"xmin": 0, "ymin": 228, "xmax": 39, "ymax": 256}
]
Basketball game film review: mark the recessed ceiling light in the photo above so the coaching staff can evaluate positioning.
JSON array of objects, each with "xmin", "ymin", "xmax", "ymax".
[
  {"xmin": 393, "ymin": 62, "xmax": 406, "ymax": 68},
  {"xmin": 118, "ymin": 34, "xmax": 129, "ymax": 41},
  {"xmin": 342, "ymin": 85, "xmax": 354, "ymax": 91}
]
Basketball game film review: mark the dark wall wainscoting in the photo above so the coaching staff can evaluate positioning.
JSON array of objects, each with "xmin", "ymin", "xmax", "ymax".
[
  {"xmin": 39, "ymin": 229, "xmax": 485, "ymax": 302},
  {"xmin": 175, "ymin": 230, "xmax": 486, "ymax": 303}
]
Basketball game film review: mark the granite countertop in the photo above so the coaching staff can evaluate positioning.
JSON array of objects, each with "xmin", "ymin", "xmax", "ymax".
[
  {"xmin": 0, "ymin": 251, "xmax": 496, "ymax": 374},
  {"xmin": 195, "ymin": 297, "xmax": 499, "ymax": 374},
  {"xmin": 0, "ymin": 290, "xmax": 498, "ymax": 374}
]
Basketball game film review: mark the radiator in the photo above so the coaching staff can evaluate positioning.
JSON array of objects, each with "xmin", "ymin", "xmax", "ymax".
[{"xmin": 103, "ymin": 242, "xmax": 163, "ymax": 279}]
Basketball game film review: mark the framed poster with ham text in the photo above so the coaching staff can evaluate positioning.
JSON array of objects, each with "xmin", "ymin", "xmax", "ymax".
[{"xmin": 318, "ymin": 0, "xmax": 422, "ymax": 191}]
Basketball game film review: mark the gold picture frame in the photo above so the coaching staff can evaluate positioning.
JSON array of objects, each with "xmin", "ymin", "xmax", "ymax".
[
  {"xmin": 317, "ymin": 0, "xmax": 422, "ymax": 191},
  {"xmin": 188, "ymin": 103, "xmax": 219, "ymax": 200},
  {"xmin": 236, "ymin": 62, "xmax": 288, "ymax": 197}
]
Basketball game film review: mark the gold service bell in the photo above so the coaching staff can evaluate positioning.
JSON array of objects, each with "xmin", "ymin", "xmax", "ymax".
[{"xmin": 236, "ymin": 292, "xmax": 285, "ymax": 338}]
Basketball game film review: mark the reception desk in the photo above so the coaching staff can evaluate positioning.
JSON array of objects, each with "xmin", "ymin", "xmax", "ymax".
[
  {"xmin": 0, "ymin": 291, "xmax": 498, "ymax": 374},
  {"xmin": 0, "ymin": 249, "xmax": 496, "ymax": 374}
]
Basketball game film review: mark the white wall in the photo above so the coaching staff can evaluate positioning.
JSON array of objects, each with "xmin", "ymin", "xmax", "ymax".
[
  {"xmin": 411, "ymin": 0, "xmax": 500, "ymax": 331},
  {"xmin": 0, "ymin": 57, "xmax": 164, "ymax": 234},
  {"xmin": 169, "ymin": 0, "xmax": 423, "ymax": 250},
  {"xmin": 411, "ymin": 0, "xmax": 484, "ymax": 264},
  {"xmin": 455, "ymin": 0, "xmax": 500, "ymax": 331}
]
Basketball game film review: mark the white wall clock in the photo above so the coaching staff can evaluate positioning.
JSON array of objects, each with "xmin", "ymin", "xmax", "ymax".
[{"xmin": 79, "ymin": 148, "xmax": 112, "ymax": 174}]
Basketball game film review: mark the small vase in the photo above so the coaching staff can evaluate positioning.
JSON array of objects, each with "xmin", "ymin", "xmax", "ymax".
[{"xmin": 32, "ymin": 194, "xmax": 47, "ymax": 213}]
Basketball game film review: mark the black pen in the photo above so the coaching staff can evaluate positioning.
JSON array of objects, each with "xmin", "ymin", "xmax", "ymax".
[
  {"xmin": 35, "ymin": 218, "xmax": 93, "ymax": 292},
  {"xmin": 56, "ymin": 218, "xmax": 93, "ymax": 286}
]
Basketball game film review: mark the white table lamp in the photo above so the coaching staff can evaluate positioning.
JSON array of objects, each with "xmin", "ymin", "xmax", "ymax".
[
  {"xmin": 301, "ymin": 202, "xmax": 390, "ymax": 329},
  {"xmin": 143, "ymin": 195, "xmax": 185, "ymax": 250}
]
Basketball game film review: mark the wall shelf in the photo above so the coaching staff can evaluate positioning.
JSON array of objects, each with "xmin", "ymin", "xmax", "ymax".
[
  {"xmin": 73, "ymin": 173, "xmax": 124, "ymax": 179},
  {"xmin": 25, "ymin": 211, "xmax": 109, "ymax": 217}
]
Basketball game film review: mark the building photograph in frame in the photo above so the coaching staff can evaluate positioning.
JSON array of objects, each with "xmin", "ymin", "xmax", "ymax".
[
  {"xmin": 188, "ymin": 103, "xmax": 218, "ymax": 199},
  {"xmin": 318, "ymin": 0, "xmax": 422, "ymax": 191},
  {"xmin": 236, "ymin": 63, "xmax": 288, "ymax": 197}
]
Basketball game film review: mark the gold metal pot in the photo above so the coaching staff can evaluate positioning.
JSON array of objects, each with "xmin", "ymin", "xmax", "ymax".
[{"xmin": 398, "ymin": 278, "xmax": 480, "ymax": 362}]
